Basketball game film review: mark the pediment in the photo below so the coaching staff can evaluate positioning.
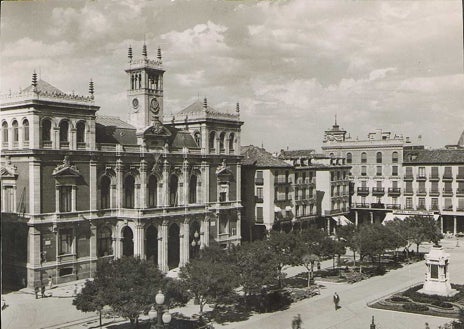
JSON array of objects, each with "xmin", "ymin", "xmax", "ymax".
[
  {"xmin": 141, "ymin": 121, "xmax": 172, "ymax": 138},
  {"xmin": 1, "ymin": 166, "xmax": 18, "ymax": 178},
  {"xmin": 52, "ymin": 156, "xmax": 81, "ymax": 177}
]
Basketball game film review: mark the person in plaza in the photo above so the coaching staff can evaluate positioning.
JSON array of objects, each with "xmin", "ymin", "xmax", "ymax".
[
  {"xmin": 73, "ymin": 284, "xmax": 78, "ymax": 296},
  {"xmin": 333, "ymin": 292, "xmax": 340, "ymax": 310},
  {"xmin": 41, "ymin": 285, "xmax": 45, "ymax": 298},
  {"xmin": 295, "ymin": 314, "xmax": 302, "ymax": 329},
  {"xmin": 48, "ymin": 276, "xmax": 53, "ymax": 289},
  {"xmin": 34, "ymin": 286, "xmax": 39, "ymax": 299}
]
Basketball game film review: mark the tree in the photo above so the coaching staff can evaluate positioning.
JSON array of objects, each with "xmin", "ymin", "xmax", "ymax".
[
  {"xmin": 266, "ymin": 231, "xmax": 300, "ymax": 288},
  {"xmin": 404, "ymin": 216, "xmax": 443, "ymax": 253},
  {"xmin": 73, "ymin": 257, "xmax": 183, "ymax": 328},
  {"xmin": 232, "ymin": 241, "xmax": 280, "ymax": 298},
  {"xmin": 301, "ymin": 253, "xmax": 319, "ymax": 287},
  {"xmin": 356, "ymin": 224, "xmax": 401, "ymax": 266},
  {"xmin": 337, "ymin": 224, "xmax": 359, "ymax": 266},
  {"xmin": 73, "ymin": 280, "xmax": 106, "ymax": 328},
  {"xmin": 179, "ymin": 245, "xmax": 237, "ymax": 314}
]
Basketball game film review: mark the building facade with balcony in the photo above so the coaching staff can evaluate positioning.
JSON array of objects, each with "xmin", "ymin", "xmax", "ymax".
[
  {"xmin": 278, "ymin": 150, "xmax": 352, "ymax": 234},
  {"xmin": 400, "ymin": 149, "xmax": 464, "ymax": 235},
  {"xmin": 321, "ymin": 120, "xmax": 422, "ymax": 225},
  {"xmin": 1, "ymin": 45, "xmax": 243, "ymax": 289},
  {"xmin": 240, "ymin": 145, "xmax": 294, "ymax": 241}
]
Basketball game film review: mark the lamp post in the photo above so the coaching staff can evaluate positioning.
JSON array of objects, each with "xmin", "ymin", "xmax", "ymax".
[
  {"xmin": 191, "ymin": 230, "xmax": 200, "ymax": 258},
  {"xmin": 148, "ymin": 290, "xmax": 172, "ymax": 329}
]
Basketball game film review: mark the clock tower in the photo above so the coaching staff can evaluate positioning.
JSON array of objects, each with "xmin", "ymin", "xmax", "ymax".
[
  {"xmin": 323, "ymin": 115, "xmax": 347, "ymax": 143},
  {"xmin": 126, "ymin": 44, "xmax": 165, "ymax": 130}
]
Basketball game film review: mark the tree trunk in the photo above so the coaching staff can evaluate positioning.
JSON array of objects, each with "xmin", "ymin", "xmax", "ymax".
[
  {"xmin": 352, "ymin": 250, "xmax": 356, "ymax": 267},
  {"xmin": 99, "ymin": 310, "xmax": 102, "ymax": 328},
  {"xmin": 200, "ymin": 300, "xmax": 204, "ymax": 314},
  {"xmin": 416, "ymin": 243, "xmax": 420, "ymax": 254}
]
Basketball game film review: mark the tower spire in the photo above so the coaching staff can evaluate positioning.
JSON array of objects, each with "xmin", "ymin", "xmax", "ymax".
[
  {"xmin": 142, "ymin": 42, "xmax": 147, "ymax": 58},
  {"xmin": 157, "ymin": 46, "xmax": 162, "ymax": 61},
  {"xmin": 128, "ymin": 45, "xmax": 133, "ymax": 62},
  {"xmin": 335, "ymin": 114, "xmax": 337, "ymax": 126},
  {"xmin": 203, "ymin": 97, "xmax": 208, "ymax": 109},
  {"xmin": 32, "ymin": 70, "xmax": 38, "ymax": 92},
  {"xmin": 236, "ymin": 102, "xmax": 240, "ymax": 114},
  {"xmin": 89, "ymin": 79, "xmax": 94, "ymax": 99}
]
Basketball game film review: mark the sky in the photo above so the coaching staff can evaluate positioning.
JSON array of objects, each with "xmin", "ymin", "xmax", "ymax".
[{"xmin": 1, "ymin": 0, "xmax": 463, "ymax": 151}]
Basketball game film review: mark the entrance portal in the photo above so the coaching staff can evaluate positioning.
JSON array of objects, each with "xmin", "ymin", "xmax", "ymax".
[
  {"xmin": 146, "ymin": 225, "xmax": 158, "ymax": 265},
  {"xmin": 122, "ymin": 226, "xmax": 134, "ymax": 256},
  {"xmin": 168, "ymin": 223, "xmax": 180, "ymax": 269}
]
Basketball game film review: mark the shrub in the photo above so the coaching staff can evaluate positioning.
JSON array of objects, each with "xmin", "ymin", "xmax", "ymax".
[
  {"xmin": 390, "ymin": 296, "xmax": 409, "ymax": 303},
  {"xmin": 402, "ymin": 302, "xmax": 429, "ymax": 312},
  {"xmin": 431, "ymin": 301, "xmax": 454, "ymax": 309}
]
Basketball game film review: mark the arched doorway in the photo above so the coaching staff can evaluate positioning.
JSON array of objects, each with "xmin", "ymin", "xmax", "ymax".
[
  {"xmin": 146, "ymin": 225, "xmax": 158, "ymax": 265},
  {"xmin": 122, "ymin": 226, "xmax": 134, "ymax": 256},
  {"xmin": 168, "ymin": 223, "xmax": 180, "ymax": 269},
  {"xmin": 189, "ymin": 220, "xmax": 201, "ymax": 259}
]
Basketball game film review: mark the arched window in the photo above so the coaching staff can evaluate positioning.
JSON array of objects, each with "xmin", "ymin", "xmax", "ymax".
[
  {"xmin": 329, "ymin": 153, "xmax": 334, "ymax": 158},
  {"xmin": 219, "ymin": 132, "xmax": 226, "ymax": 153},
  {"xmin": 392, "ymin": 151, "xmax": 399, "ymax": 163},
  {"xmin": 42, "ymin": 119, "xmax": 51, "ymax": 141},
  {"xmin": 2, "ymin": 121, "xmax": 8, "ymax": 143},
  {"xmin": 59, "ymin": 120, "xmax": 69, "ymax": 142},
  {"xmin": 76, "ymin": 121, "xmax": 85, "ymax": 144},
  {"xmin": 209, "ymin": 131, "xmax": 216, "ymax": 152},
  {"xmin": 97, "ymin": 227, "xmax": 112, "ymax": 257},
  {"xmin": 376, "ymin": 152, "xmax": 382, "ymax": 164},
  {"xmin": 169, "ymin": 174, "xmax": 179, "ymax": 207},
  {"xmin": 229, "ymin": 133, "xmax": 235, "ymax": 152},
  {"xmin": 189, "ymin": 175, "xmax": 197, "ymax": 204},
  {"xmin": 194, "ymin": 131, "xmax": 201, "ymax": 147},
  {"xmin": 100, "ymin": 176, "xmax": 111, "ymax": 209},
  {"xmin": 12, "ymin": 120, "xmax": 19, "ymax": 143},
  {"xmin": 23, "ymin": 119, "xmax": 29, "ymax": 142},
  {"xmin": 361, "ymin": 152, "xmax": 367, "ymax": 163},
  {"xmin": 346, "ymin": 152, "xmax": 352, "ymax": 164},
  {"xmin": 148, "ymin": 175, "xmax": 157, "ymax": 208},
  {"xmin": 124, "ymin": 175, "xmax": 135, "ymax": 208}
]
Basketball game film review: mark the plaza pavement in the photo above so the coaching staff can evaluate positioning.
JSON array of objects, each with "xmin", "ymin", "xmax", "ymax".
[{"xmin": 1, "ymin": 237, "xmax": 463, "ymax": 329}]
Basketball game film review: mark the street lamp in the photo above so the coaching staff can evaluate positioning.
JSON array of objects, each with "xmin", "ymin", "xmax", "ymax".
[
  {"xmin": 191, "ymin": 230, "xmax": 200, "ymax": 258},
  {"xmin": 148, "ymin": 290, "xmax": 172, "ymax": 329}
]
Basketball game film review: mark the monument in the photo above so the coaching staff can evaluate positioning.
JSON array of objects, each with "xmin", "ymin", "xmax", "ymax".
[{"xmin": 418, "ymin": 245, "xmax": 458, "ymax": 297}]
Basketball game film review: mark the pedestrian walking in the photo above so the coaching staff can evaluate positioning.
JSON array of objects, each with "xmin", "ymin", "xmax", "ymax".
[
  {"xmin": 41, "ymin": 285, "xmax": 45, "ymax": 298},
  {"xmin": 295, "ymin": 314, "xmax": 302, "ymax": 329},
  {"xmin": 48, "ymin": 276, "xmax": 53, "ymax": 290},
  {"xmin": 425, "ymin": 323, "xmax": 430, "ymax": 329},
  {"xmin": 34, "ymin": 286, "xmax": 39, "ymax": 299},
  {"xmin": 333, "ymin": 292, "xmax": 340, "ymax": 310},
  {"xmin": 73, "ymin": 284, "xmax": 78, "ymax": 296}
]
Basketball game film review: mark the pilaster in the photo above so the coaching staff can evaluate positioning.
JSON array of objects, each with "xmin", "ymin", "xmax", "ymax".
[
  {"xmin": 116, "ymin": 159, "xmax": 123, "ymax": 208},
  {"xmin": 158, "ymin": 221, "xmax": 169, "ymax": 272},
  {"xmin": 134, "ymin": 222, "xmax": 145, "ymax": 259},
  {"xmin": 89, "ymin": 159, "xmax": 97, "ymax": 211},
  {"xmin": 27, "ymin": 226, "xmax": 41, "ymax": 288},
  {"xmin": 29, "ymin": 159, "xmax": 41, "ymax": 214},
  {"xmin": 140, "ymin": 159, "xmax": 147, "ymax": 208}
]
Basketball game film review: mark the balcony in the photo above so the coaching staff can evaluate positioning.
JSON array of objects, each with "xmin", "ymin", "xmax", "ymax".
[
  {"xmin": 357, "ymin": 187, "xmax": 370, "ymax": 196},
  {"xmin": 429, "ymin": 175, "xmax": 440, "ymax": 182},
  {"xmin": 429, "ymin": 189, "xmax": 440, "ymax": 197},
  {"xmin": 416, "ymin": 175, "xmax": 427, "ymax": 181},
  {"xmin": 255, "ymin": 196, "xmax": 263, "ymax": 203},
  {"xmin": 387, "ymin": 188, "xmax": 401, "ymax": 196},
  {"xmin": 354, "ymin": 203, "xmax": 370, "ymax": 209},
  {"xmin": 442, "ymin": 189, "xmax": 453, "ymax": 196},
  {"xmin": 457, "ymin": 189, "xmax": 464, "ymax": 196},
  {"xmin": 371, "ymin": 203, "xmax": 385, "ymax": 209},
  {"xmin": 404, "ymin": 189, "xmax": 414, "ymax": 196},
  {"xmin": 386, "ymin": 204, "xmax": 401, "ymax": 210},
  {"xmin": 77, "ymin": 142, "xmax": 87, "ymax": 150},
  {"xmin": 431, "ymin": 205, "xmax": 439, "ymax": 211},
  {"xmin": 457, "ymin": 174, "xmax": 464, "ymax": 181},
  {"xmin": 42, "ymin": 141, "xmax": 52, "ymax": 148},
  {"xmin": 404, "ymin": 174, "xmax": 414, "ymax": 181},
  {"xmin": 60, "ymin": 141, "xmax": 70, "ymax": 149},
  {"xmin": 275, "ymin": 178, "xmax": 292, "ymax": 185},
  {"xmin": 372, "ymin": 187, "xmax": 385, "ymax": 196},
  {"xmin": 442, "ymin": 174, "xmax": 453, "ymax": 182},
  {"xmin": 417, "ymin": 205, "xmax": 427, "ymax": 211},
  {"xmin": 255, "ymin": 177, "xmax": 264, "ymax": 185},
  {"xmin": 417, "ymin": 189, "xmax": 427, "ymax": 196}
]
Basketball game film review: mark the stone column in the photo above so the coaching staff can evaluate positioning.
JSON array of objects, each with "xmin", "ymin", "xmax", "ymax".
[
  {"xmin": 355, "ymin": 210, "xmax": 359, "ymax": 226},
  {"xmin": 70, "ymin": 127, "xmax": 77, "ymax": 150},
  {"xmin": 201, "ymin": 161, "xmax": 209, "ymax": 203},
  {"xmin": 440, "ymin": 216, "xmax": 444, "ymax": 234},
  {"xmin": 370, "ymin": 211, "xmax": 374, "ymax": 224},
  {"xmin": 135, "ymin": 183, "xmax": 141, "ymax": 208},
  {"xmin": 27, "ymin": 226, "xmax": 41, "ymax": 288},
  {"xmin": 134, "ymin": 223, "xmax": 145, "ymax": 259},
  {"xmin": 116, "ymin": 159, "xmax": 123, "ymax": 208},
  {"xmin": 71, "ymin": 186, "xmax": 77, "ymax": 212},
  {"xmin": 454, "ymin": 216, "xmax": 457, "ymax": 235},
  {"xmin": 89, "ymin": 222, "xmax": 97, "ymax": 276},
  {"xmin": 201, "ymin": 216, "xmax": 210, "ymax": 247},
  {"xmin": 158, "ymin": 221, "xmax": 168, "ymax": 272},
  {"xmin": 53, "ymin": 127, "xmax": 59, "ymax": 149},
  {"xmin": 140, "ymin": 159, "xmax": 147, "ymax": 208},
  {"xmin": 112, "ymin": 236, "xmax": 120, "ymax": 258},
  {"xmin": 236, "ymin": 211, "xmax": 242, "ymax": 241},
  {"xmin": 89, "ymin": 159, "xmax": 97, "ymax": 211},
  {"xmin": 29, "ymin": 159, "xmax": 41, "ymax": 214},
  {"xmin": 163, "ymin": 159, "xmax": 170, "ymax": 207},
  {"xmin": 326, "ymin": 217, "xmax": 331, "ymax": 234},
  {"xmin": 55, "ymin": 186, "xmax": 60, "ymax": 213},
  {"xmin": 179, "ymin": 220, "xmax": 190, "ymax": 267},
  {"xmin": 183, "ymin": 159, "xmax": 189, "ymax": 206},
  {"xmin": 236, "ymin": 163, "xmax": 241, "ymax": 202}
]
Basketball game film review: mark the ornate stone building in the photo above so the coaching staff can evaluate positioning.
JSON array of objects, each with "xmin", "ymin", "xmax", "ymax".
[{"xmin": 1, "ymin": 45, "xmax": 243, "ymax": 288}]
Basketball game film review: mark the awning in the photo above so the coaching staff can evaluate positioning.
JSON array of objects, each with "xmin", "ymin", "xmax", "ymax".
[
  {"xmin": 334, "ymin": 215, "xmax": 353, "ymax": 226},
  {"xmin": 274, "ymin": 206, "xmax": 282, "ymax": 212},
  {"xmin": 285, "ymin": 206, "xmax": 292, "ymax": 211}
]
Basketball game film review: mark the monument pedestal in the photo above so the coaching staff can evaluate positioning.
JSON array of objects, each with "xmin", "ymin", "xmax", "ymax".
[{"xmin": 418, "ymin": 245, "xmax": 458, "ymax": 297}]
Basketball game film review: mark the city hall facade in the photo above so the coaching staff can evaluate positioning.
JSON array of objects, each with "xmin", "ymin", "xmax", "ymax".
[{"xmin": 1, "ymin": 45, "xmax": 243, "ymax": 288}]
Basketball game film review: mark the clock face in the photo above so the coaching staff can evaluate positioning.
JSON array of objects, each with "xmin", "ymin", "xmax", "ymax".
[
  {"xmin": 150, "ymin": 97, "xmax": 160, "ymax": 115},
  {"xmin": 132, "ymin": 98, "xmax": 139, "ymax": 111}
]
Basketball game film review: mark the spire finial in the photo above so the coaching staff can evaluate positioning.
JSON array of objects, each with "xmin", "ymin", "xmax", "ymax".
[
  {"xmin": 128, "ymin": 45, "xmax": 133, "ymax": 62},
  {"xmin": 335, "ymin": 114, "xmax": 337, "ymax": 126},
  {"xmin": 157, "ymin": 46, "xmax": 162, "ymax": 61},
  {"xmin": 32, "ymin": 70, "xmax": 38, "ymax": 90},
  {"xmin": 142, "ymin": 42, "xmax": 147, "ymax": 58},
  {"xmin": 89, "ymin": 79, "xmax": 94, "ymax": 99},
  {"xmin": 236, "ymin": 102, "xmax": 240, "ymax": 114},
  {"xmin": 203, "ymin": 97, "xmax": 207, "ymax": 109}
]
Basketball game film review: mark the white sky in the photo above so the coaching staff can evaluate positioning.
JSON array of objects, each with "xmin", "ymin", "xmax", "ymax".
[{"xmin": 1, "ymin": 0, "xmax": 463, "ymax": 151}]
